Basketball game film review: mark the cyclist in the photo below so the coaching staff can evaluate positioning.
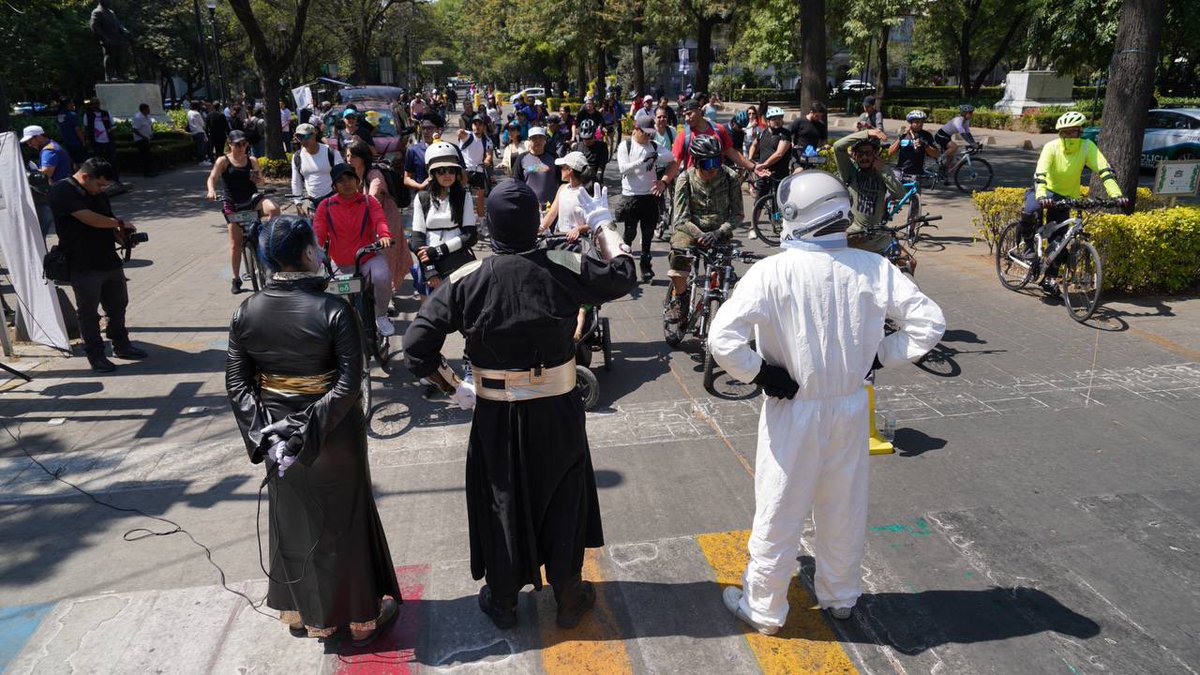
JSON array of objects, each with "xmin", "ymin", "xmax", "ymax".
[
  {"xmin": 832, "ymin": 129, "xmax": 907, "ymax": 259},
  {"xmin": 205, "ymin": 130, "xmax": 281, "ymax": 294},
  {"xmin": 1017, "ymin": 110, "xmax": 1128, "ymax": 292},
  {"xmin": 346, "ymin": 139, "xmax": 412, "ymax": 304},
  {"xmin": 789, "ymin": 102, "xmax": 829, "ymax": 165},
  {"xmin": 457, "ymin": 114, "xmax": 494, "ymax": 218},
  {"xmin": 748, "ymin": 107, "xmax": 793, "ymax": 198},
  {"xmin": 313, "ymin": 162, "xmax": 395, "ymax": 335},
  {"xmin": 290, "ymin": 123, "xmax": 337, "ymax": 214},
  {"xmin": 573, "ymin": 96, "xmax": 604, "ymax": 143},
  {"xmin": 857, "ymin": 95, "xmax": 883, "ymax": 131},
  {"xmin": 933, "ymin": 104, "xmax": 978, "ymax": 171},
  {"xmin": 574, "ymin": 118, "xmax": 610, "ymax": 181},
  {"xmin": 515, "ymin": 127, "xmax": 561, "ymax": 211},
  {"xmin": 664, "ymin": 135, "xmax": 743, "ymax": 333},
  {"xmin": 725, "ymin": 110, "xmax": 751, "ymax": 161},
  {"xmin": 617, "ymin": 114, "xmax": 681, "ymax": 282},
  {"xmin": 889, "ymin": 110, "xmax": 937, "ymax": 179},
  {"xmin": 546, "ymin": 114, "xmax": 570, "ymax": 158},
  {"xmin": 652, "ymin": 107, "xmax": 676, "ymax": 151},
  {"xmin": 410, "ymin": 141, "xmax": 478, "ymax": 296},
  {"xmin": 672, "ymin": 99, "xmax": 761, "ymax": 175}
]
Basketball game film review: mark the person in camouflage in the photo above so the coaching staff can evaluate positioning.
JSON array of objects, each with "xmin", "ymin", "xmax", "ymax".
[
  {"xmin": 832, "ymin": 128, "xmax": 905, "ymax": 256},
  {"xmin": 665, "ymin": 135, "xmax": 744, "ymax": 333}
]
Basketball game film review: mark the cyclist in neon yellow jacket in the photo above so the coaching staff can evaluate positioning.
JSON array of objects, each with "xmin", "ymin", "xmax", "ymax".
[{"xmin": 1019, "ymin": 111, "xmax": 1129, "ymax": 290}]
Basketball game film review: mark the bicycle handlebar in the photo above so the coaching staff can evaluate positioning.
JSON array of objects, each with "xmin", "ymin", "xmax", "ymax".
[
  {"xmin": 354, "ymin": 242, "xmax": 385, "ymax": 267},
  {"xmin": 1050, "ymin": 198, "xmax": 1122, "ymax": 209}
]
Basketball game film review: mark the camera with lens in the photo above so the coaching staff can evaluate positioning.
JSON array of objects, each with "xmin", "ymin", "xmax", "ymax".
[{"xmin": 126, "ymin": 232, "xmax": 149, "ymax": 245}]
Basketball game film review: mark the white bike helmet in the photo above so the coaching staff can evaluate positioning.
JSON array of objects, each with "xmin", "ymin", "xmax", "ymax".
[
  {"xmin": 1055, "ymin": 111, "xmax": 1087, "ymax": 130},
  {"xmin": 765, "ymin": 106, "xmax": 785, "ymax": 119},
  {"xmin": 425, "ymin": 138, "xmax": 463, "ymax": 172},
  {"xmin": 906, "ymin": 109, "xmax": 927, "ymax": 121},
  {"xmin": 776, "ymin": 171, "xmax": 852, "ymax": 245}
]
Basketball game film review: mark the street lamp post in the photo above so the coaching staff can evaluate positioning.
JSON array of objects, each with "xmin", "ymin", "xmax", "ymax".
[
  {"xmin": 192, "ymin": 0, "xmax": 212, "ymax": 99},
  {"xmin": 206, "ymin": 0, "xmax": 225, "ymax": 103}
]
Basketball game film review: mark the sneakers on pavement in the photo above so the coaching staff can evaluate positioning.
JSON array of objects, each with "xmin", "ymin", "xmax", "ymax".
[
  {"xmin": 478, "ymin": 586, "xmax": 517, "ymax": 629},
  {"xmin": 87, "ymin": 353, "xmax": 116, "ymax": 373},
  {"xmin": 721, "ymin": 587, "xmax": 779, "ymax": 635},
  {"xmin": 112, "ymin": 343, "xmax": 148, "ymax": 360},
  {"xmin": 376, "ymin": 317, "xmax": 395, "ymax": 337}
]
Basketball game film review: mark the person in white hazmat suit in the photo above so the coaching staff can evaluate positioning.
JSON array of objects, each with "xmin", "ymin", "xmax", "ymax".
[{"xmin": 708, "ymin": 170, "xmax": 945, "ymax": 633}]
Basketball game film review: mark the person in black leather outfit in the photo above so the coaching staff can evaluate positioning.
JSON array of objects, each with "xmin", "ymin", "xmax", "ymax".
[
  {"xmin": 402, "ymin": 181, "xmax": 636, "ymax": 630},
  {"xmin": 225, "ymin": 215, "xmax": 400, "ymax": 646}
]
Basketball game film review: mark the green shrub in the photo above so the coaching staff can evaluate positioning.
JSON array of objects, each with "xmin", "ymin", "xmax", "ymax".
[
  {"xmin": 971, "ymin": 187, "xmax": 1191, "ymax": 292},
  {"xmin": 725, "ymin": 88, "xmax": 799, "ymax": 104},
  {"xmin": 259, "ymin": 157, "xmax": 291, "ymax": 179}
]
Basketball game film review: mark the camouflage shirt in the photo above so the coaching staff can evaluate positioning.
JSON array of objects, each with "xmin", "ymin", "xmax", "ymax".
[{"xmin": 672, "ymin": 166, "xmax": 744, "ymax": 238}]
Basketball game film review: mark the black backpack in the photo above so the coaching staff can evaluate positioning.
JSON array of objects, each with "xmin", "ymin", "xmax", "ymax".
[{"xmin": 374, "ymin": 160, "xmax": 411, "ymax": 209}]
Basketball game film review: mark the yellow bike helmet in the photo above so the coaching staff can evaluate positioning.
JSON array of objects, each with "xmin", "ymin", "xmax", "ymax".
[{"xmin": 1055, "ymin": 111, "xmax": 1087, "ymax": 130}]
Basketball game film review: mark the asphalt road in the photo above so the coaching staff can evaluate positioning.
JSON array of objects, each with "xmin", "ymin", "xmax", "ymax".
[{"xmin": 1, "ymin": 114, "xmax": 1199, "ymax": 673}]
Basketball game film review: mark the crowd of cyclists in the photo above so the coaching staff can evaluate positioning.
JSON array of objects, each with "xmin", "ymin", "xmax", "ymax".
[{"xmin": 203, "ymin": 83, "xmax": 1125, "ymax": 343}]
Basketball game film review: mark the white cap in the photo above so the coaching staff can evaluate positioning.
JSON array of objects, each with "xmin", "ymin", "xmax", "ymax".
[
  {"xmin": 643, "ymin": 94, "xmax": 654, "ymax": 102},
  {"xmin": 554, "ymin": 151, "xmax": 589, "ymax": 173},
  {"xmin": 20, "ymin": 125, "xmax": 45, "ymax": 143},
  {"xmin": 528, "ymin": 126, "xmax": 547, "ymax": 138}
]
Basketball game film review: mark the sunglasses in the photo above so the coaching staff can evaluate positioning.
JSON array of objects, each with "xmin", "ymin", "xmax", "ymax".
[
  {"xmin": 295, "ymin": 133, "xmax": 313, "ymax": 140},
  {"xmin": 431, "ymin": 166, "xmax": 458, "ymax": 176},
  {"xmin": 698, "ymin": 157, "xmax": 721, "ymax": 171},
  {"xmin": 421, "ymin": 124, "xmax": 437, "ymax": 131}
]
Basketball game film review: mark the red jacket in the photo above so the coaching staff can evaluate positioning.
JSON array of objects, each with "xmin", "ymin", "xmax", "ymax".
[{"xmin": 313, "ymin": 192, "xmax": 390, "ymax": 267}]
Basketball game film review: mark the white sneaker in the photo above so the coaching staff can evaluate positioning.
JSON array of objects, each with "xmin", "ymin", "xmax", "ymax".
[
  {"xmin": 748, "ymin": 230, "xmax": 758, "ymax": 239},
  {"xmin": 721, "ymin": 587, "xmax": 779, "ymax": 635},
  {"xmin": 376, "ymin": 317, "xmax": 395, "ymax": 337},
  {"xmin": 828, "ymin": 606, "xmax": 853, "ymax": 620}
]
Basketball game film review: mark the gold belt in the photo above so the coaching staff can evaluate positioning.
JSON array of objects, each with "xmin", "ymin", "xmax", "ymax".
[
  {"xmin": 472, "ymin": 361, "xmax": 576, "ymax": 402},
  {"xmin": 259, "ymin": 370, "xmax": 337, "ymax": 395}
]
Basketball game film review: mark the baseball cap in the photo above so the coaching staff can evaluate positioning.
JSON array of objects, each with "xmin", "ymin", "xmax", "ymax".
[
  {"xmin": 294, "ymin": 123, "xmax": 317, "ymax": 136},
  {"xmin": 636, "ymin": 115, "xmax": 655, "ymax": 130},
  {"xmin": 330, "ymin": 162, "xmax": 358, "ymax": 182},
  {"xmin": 680, "ymin": 99, "xmax": 701, "ymax": 111},
  {"xmin": 20, "ymin": 125, "xmax": 45, "ymax": 143},
  {"xmin": 227, "ymin": 130, "xmax": 248, "ymax": 144},
  {"xmin": 528, "ymin": 126, "xmax": 547, "ymax": 138},
  {"xmin": 342, "ymin": 108, "xmax": 358, "ymax": 118},
  {"xmin": 643, "ymin": 94, "xmax": 654, "ymax": 102},
  {"xmin": 555, "ymin": 151, "xmax": 589, "ymax": 173}
]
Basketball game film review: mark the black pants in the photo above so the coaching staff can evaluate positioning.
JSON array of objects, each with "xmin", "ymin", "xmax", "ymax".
[
  {"xmin": 134, "ymin": 138, "xmax": 153, "ymax": 176},
  {"xmin": 93, "ymin": 142, "xmax": 118, "ymax": 181},
  {"xmin": 620, "ymin": 194, "xmax": 658, "ymax": 258},
  {"xmin": 70, "ymin": 268, "xmax": 130, "ymax": 356}
]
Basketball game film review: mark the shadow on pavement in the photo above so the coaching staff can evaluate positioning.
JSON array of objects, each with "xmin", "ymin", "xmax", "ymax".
[{"xmin": 894, "ymin": 428, "xmax": 948, "ymax": 457}]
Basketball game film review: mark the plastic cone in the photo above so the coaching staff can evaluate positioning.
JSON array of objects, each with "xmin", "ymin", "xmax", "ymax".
[{"xmin": 867, "ymin": 384, "xmax": 894, "ymax": 455}]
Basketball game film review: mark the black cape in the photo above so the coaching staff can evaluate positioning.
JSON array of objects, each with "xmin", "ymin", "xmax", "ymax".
[
  {"xmin": 403, "ymin": 248, "xmax": 635, "ymax": 593},
  {"xmin": 226, "ymin": 277, "xmax": 400, "ymax": 628}
]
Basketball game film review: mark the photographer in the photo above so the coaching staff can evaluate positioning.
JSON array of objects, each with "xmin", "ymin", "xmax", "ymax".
[{"xmin": 48, "ymin": 157, "xmax": 148, "ymax": 373}]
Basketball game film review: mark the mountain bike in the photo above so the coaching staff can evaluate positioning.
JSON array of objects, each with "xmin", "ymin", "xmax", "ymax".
[
  {"xmin": 751, "ymin": 176, "xmax": 786, "ymax": 246},
  {"xmin": 886, "ymin": 177, "xmax": 941, "ymax": 246},
  {"xmin": 325, "ymin": 242, "xmax": 392, "ymax": 420},
  {"xmin": 662, "ymin": 242, "xmax": 763, "ymax": 394},
  {"xmin": 222, "ymin": 189, "xmax": 274, "ymax": 292},
  {"xmin": 653, "ymin": 168, "xmax": 676, "ymax": 242},
  {"xmin": 995, "ymin": 198, "xmax": 1115, "ymax": 322},
  {"xmin": 921, "ymin": 145, "xmax": 993, "ymax": 194}
]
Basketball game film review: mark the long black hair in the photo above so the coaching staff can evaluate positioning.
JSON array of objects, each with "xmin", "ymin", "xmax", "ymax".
[
  {"xmin": 429, "ymin": 167, "xmax": 468, "ymax": 226},
  {"xmin": 345, "ymin": 138, "xmax": 374, "ymax": 178}
]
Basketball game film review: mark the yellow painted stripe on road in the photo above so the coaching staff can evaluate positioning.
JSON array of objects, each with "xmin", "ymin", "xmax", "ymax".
[
  {"xmin": 696, "ymin": 530, "xmax": 858, "ymax": 675},
  {"xmin": 538, "ymin": 549, "xmax": 634, "ymax": 675}
]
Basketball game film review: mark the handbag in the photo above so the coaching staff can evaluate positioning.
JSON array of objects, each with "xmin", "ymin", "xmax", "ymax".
[{"xmin": 43, "ymin": 245, "xmax": 71, "ymax": 283}]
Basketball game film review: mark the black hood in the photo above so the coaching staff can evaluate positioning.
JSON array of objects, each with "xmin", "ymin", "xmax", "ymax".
[{"xmin": 486, "ymin": 180, "xmax": 540, "ymax": 254}]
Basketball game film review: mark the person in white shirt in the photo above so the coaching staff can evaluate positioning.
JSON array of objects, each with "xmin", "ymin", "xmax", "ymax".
[
  {"xmin": 410, "ymin": 141, "xmax": 479, "ymax": 296},
  {"xmin": 289, "ymin": 123, "xmax": 337, "ymax": 213},
  {"xmin": 280, "ymin": 101, "xmax": 294, "ymax": 151},
  {"xmin": 617, "ymin": 115, "xmax": 679, "ymax": 281},
  {"xmin": 131, "ymin": 103, "xmax": 156, "ymax": 177},
  {"xmin": 540, "ymin": 151, "xmax": 597, "ymax": 241},
  {"xmin": 186, "ymin": 100, "xmax": 208, "ymax": 164},
  {"xmin": 457, "ymin": 115, "xmax": 493, "ymax": 218}
]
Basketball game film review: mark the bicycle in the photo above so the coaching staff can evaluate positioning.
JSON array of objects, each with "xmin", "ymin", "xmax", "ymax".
[
  {"xmin": 921, "ymin": 144, "xmax": 993, "ymax": 194},
  {"xmin": 325, "ymin": 242, "xmax": 393, "ymax": 420},
  {"xmin": 222, "ymin": 189, "xmax": 274, "ymax": 292},
  {"xmin": 994, "ymin": 198, "xmax": 1114, "ymax": 322},
  {"xmin": 750, "ymin": 176, "xmax": 786, "ymax": 246},
  {"xmin": 662, "ymin": 242, "xmax": 763, "ymax": 394},
  {"xmin": 653, "ymin": 168, "xmax": 675, "ymax": 242},
  {"xmin": 885, "ymin": 177, "xmax": 941, "ymax": 246},
  {"xmin": 281, "ymin": 192, "xmax": 317, "ymax": 216}
]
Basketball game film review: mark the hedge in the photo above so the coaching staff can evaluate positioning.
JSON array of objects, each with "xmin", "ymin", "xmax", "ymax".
[
  {"xmin": 884, "ymin": 104, "xmax": 1073, "ymax": 133},
  {"xmin": 971, "ymin": 187, "xmax": 1197, "ymax": 293},
  {"xmin": 726, "ymin": 88, "xmax": 800, "ymax": 104}
]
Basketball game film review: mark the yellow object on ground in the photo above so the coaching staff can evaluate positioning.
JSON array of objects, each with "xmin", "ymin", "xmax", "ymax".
[{"xmin": 867, "ymin": 384, "xmax": 894, "ymax": 455}]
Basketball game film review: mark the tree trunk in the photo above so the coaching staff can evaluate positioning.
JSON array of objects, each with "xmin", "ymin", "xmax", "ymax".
[
  {"xmin": 576, "ymin": 56, "xmax": 587, "ymax": 98},
  {"xmin": 631, "ymin": 5, "xmax": 646, "ymax": 97},
  {"xmin": 1093, "ymin": 0, "xmax": 1165, "ymax": 210},
  {"xmin": 799, "ymin": 0, "xmax": 827, "ymax": 112},
  {"xmin": 968, "ymin": 15, "xmax": 1026, "ymax": 95},
  {"xmin": 262, "ymin": 75, "xmax": 284, "ymax": 160},
  {"xmin": 696, "ymin": 18, "xmax": 714, "ymax": 94},
  {"xmin": 595, "ymin": 46, "xmax": 607, "ymax": 100},
  {"xmin": 876, "ymin": 24, "xmax": 891, "ymax": 98},
  {"xmin": 557, "ymin": 53, "xmax": 569, "ymax": 98},
  {"xmin": 957, "ymin": 27, "xmax": 972, "ymax": 98}
]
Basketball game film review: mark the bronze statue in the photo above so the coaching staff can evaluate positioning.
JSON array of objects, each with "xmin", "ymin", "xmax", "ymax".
[{"xmin": 90, "ymin": 0, "xmax": 132, "ymax": 81}]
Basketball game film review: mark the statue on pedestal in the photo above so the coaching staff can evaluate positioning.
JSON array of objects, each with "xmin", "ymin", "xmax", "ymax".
[{"xmin": 90, "ymin": 0, "xmax": 133, "ymax": 82}]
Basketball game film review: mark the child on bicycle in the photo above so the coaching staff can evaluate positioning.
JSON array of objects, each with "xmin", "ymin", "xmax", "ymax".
[{"xmin": 313, "ymin": 162, "xmax": 395, "ymax": 336}]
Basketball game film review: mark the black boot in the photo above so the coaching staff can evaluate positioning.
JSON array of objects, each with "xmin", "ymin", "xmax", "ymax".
[
  {"xmin": 639, "ymin": 254, "xmax": 654, "ymax": 281},
  {"xmin": 552, "ymin": 575, "xmax": 596, "ymax": 629},
  {"xmin": 478, "ymin": 586, "xmax": 517, "ymax": 629}
]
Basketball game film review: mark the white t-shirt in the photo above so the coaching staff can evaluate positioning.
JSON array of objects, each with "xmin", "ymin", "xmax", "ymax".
[
  {"xmin": 92, "ymin": 115, "xmax": 109, "ymax": 143},
  {"xmin": 413, "ymin": 191, "xmax": 478, "ymax": 252},
  {"xmin": 458, "ymin": 132, "xmax": 491, "ymax": 172},
  {"xmin": 132, "ymin": 112, "xmax": 153, "ymax": 141},
  {"xmin": 616, "ymin": 138, "xmax": 659, "ymax": 196},
  {"xmin": 552, "ymin": 184, "xmax": 586, "ymax": 233},
  {"xmin": 187, "ymin": 109, "xmax": 206, "ymax": 135},
  {"xmin": 290, "ymin": 145, "xmax": 336, "ymax": 199},
  {"xmin": 280, "ymin": 108, "xmax": 292, "ymax": 132}
]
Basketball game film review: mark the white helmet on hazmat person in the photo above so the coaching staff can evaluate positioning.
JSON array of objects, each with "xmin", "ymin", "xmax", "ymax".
[{"xmin": 776, "ymin": 171, "xmax": 853, "ymax": 245}]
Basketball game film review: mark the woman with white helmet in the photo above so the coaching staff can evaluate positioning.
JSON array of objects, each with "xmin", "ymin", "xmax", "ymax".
[
  {"xmin": 410, "ymin": 138, "xmax": 478, "ymax": 295},
  {"xmin": 708, "ymin": 170, "xmax": 944, "ymax": 633}
]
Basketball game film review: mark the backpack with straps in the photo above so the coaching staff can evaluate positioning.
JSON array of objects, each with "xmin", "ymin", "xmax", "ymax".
[
  {"xmin": 373, "ymin": 160, "xmax": 411, "ymax": 209},
  {"xmin": 292, "ymin": 145, "xmax": 336, "ymax": 178},
  {"xmin": 417, "ymin": 189, "xmax": 466, "ymax": 227}
]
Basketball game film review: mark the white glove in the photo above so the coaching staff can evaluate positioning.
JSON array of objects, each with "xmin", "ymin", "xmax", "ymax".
[
  {"xmin": 267, "ymin": 440, "xmax": 297, "ymax": 477},
  {"xmin": 451, "ymin": 381, "xmax": 477, "ymax": 411},
  {"xmin": 573, "ymin": 185, "xmax": 613, "ymax": 230}
]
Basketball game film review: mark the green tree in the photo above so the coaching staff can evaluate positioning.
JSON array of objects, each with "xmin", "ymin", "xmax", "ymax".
[{"xmin": 917, "ymin": 0, "xmax": 1033, "ymax": 96}]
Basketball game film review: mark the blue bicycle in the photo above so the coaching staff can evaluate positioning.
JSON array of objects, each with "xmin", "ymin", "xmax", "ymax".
[{"xmin": 885, "ymin": 176, "xmax": 940, "ymax": 246}]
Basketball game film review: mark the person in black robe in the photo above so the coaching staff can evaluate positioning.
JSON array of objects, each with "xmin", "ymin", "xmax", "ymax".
[
  {"xmin": 226, "ymin": 215, "xmax": 400, "ymax": 645},
  {"xmin": 402, "ymin": 180, "xmax": 636, "ymax": 629}
]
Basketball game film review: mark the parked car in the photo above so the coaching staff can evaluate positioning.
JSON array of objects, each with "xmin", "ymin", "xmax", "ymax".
[
  {"xmin": 321, "ymin": 100, "xmax": 407, "ymax": 161},
  {"xmin": 512, "ymin": 87, "xmax": 546, "ymax": 103},
  {"xmin": 12, "ymin": 101, "xmax": 49, "ymax": 116},
  {"xmin": 339, "ymin": 86, "xmax": 404, "ymax": 104},
  {"xmin": 838, "ymin": 80, "xmax": 876, "ymax": 95},
  {"xmin": 1082, "ymin": 108, "xmax": 1200, "ymax": 169}
]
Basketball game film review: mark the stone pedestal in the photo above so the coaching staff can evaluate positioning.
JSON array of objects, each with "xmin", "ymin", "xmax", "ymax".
[
  {"xmin": 94, "ymin": 82, "xmax": 163, "ymax": 119},
  {"xmin": 994, "ymin": 70, "xmax": 1074, "ymax": 115}
]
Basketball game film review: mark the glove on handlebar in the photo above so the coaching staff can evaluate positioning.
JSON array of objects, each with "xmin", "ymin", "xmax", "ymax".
[
  {"xmin": 753, "ymin": 363, "xmax": 800, "ymax": 400},
  {"xmin": 698, "ymin": 231, "xmax": 722, "ymax": 248}
]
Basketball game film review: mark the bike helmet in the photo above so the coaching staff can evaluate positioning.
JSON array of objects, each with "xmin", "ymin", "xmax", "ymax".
[
  {"xmin": 425, "ymin": 139, "xmax": 463, "ymax": 172},
  {"xmin": 776, "ymin": 171, "xmax": 852, "ymax": 244},
  {"xmin": 578, "ymin": 118, "xmax": 598, "ymax": 136},
  {"xmin": 732, "ymin": 110, "xmax": 750, "ymax": 128},
  {"xmin": 765, "ymin": 106, "xmax": 785, "ymax": 119},
  {"xmin": 959, "ymin": 104, "xmax": 975, "ymax": 114},
  {"xmin": 1055, "ymin": 111, "xmax": 1087, "ymax": 130},
  {"xmin": 688, "ymin": 134, "xmax": 723, "ymax": 160},
  {"xmin": 851, "ymin": 135, "xmax": 881, "ymax": 151},
  {"xmin": 906, "ymin": 109, "xmax": 927, "ymax": 121}
]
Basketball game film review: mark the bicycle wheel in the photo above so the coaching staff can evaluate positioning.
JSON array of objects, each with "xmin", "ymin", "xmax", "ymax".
[
  {"xmin": 904, "ymin": 193, "xmax": 923, "ymax": 243},
  {"xmin": 243, "ymin": 244, "xmax": 261, "ymax": 292},
  {"xmin": 360, "ymin": 350, "xmax": 373, "ymax": 421},
  {"xmin": 752, "ymin": 194, "xmax": 784, "ymax": 246},
  {"xmin": 701, "ymin": 298, "xmax": 722, "ymax": 395},
  {"xmin": 995, "ymin": 222, "xmax": 1033, "ymax": 290},
  {"xmin": 955, "ymin": 157, "xmax": 993, "ymax": 193},
  {"xmin": 655, "ymin": 186, "xmax": 674, "ymax": 242},
  {"xmin": 1061, "ymin": 239, "xmax": 1103, "ymax": 322}
]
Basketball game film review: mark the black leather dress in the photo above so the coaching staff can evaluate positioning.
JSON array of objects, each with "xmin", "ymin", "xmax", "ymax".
[{"xmin": 226, "ymin": 275, "xmax": 400, "ymax": 630}]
